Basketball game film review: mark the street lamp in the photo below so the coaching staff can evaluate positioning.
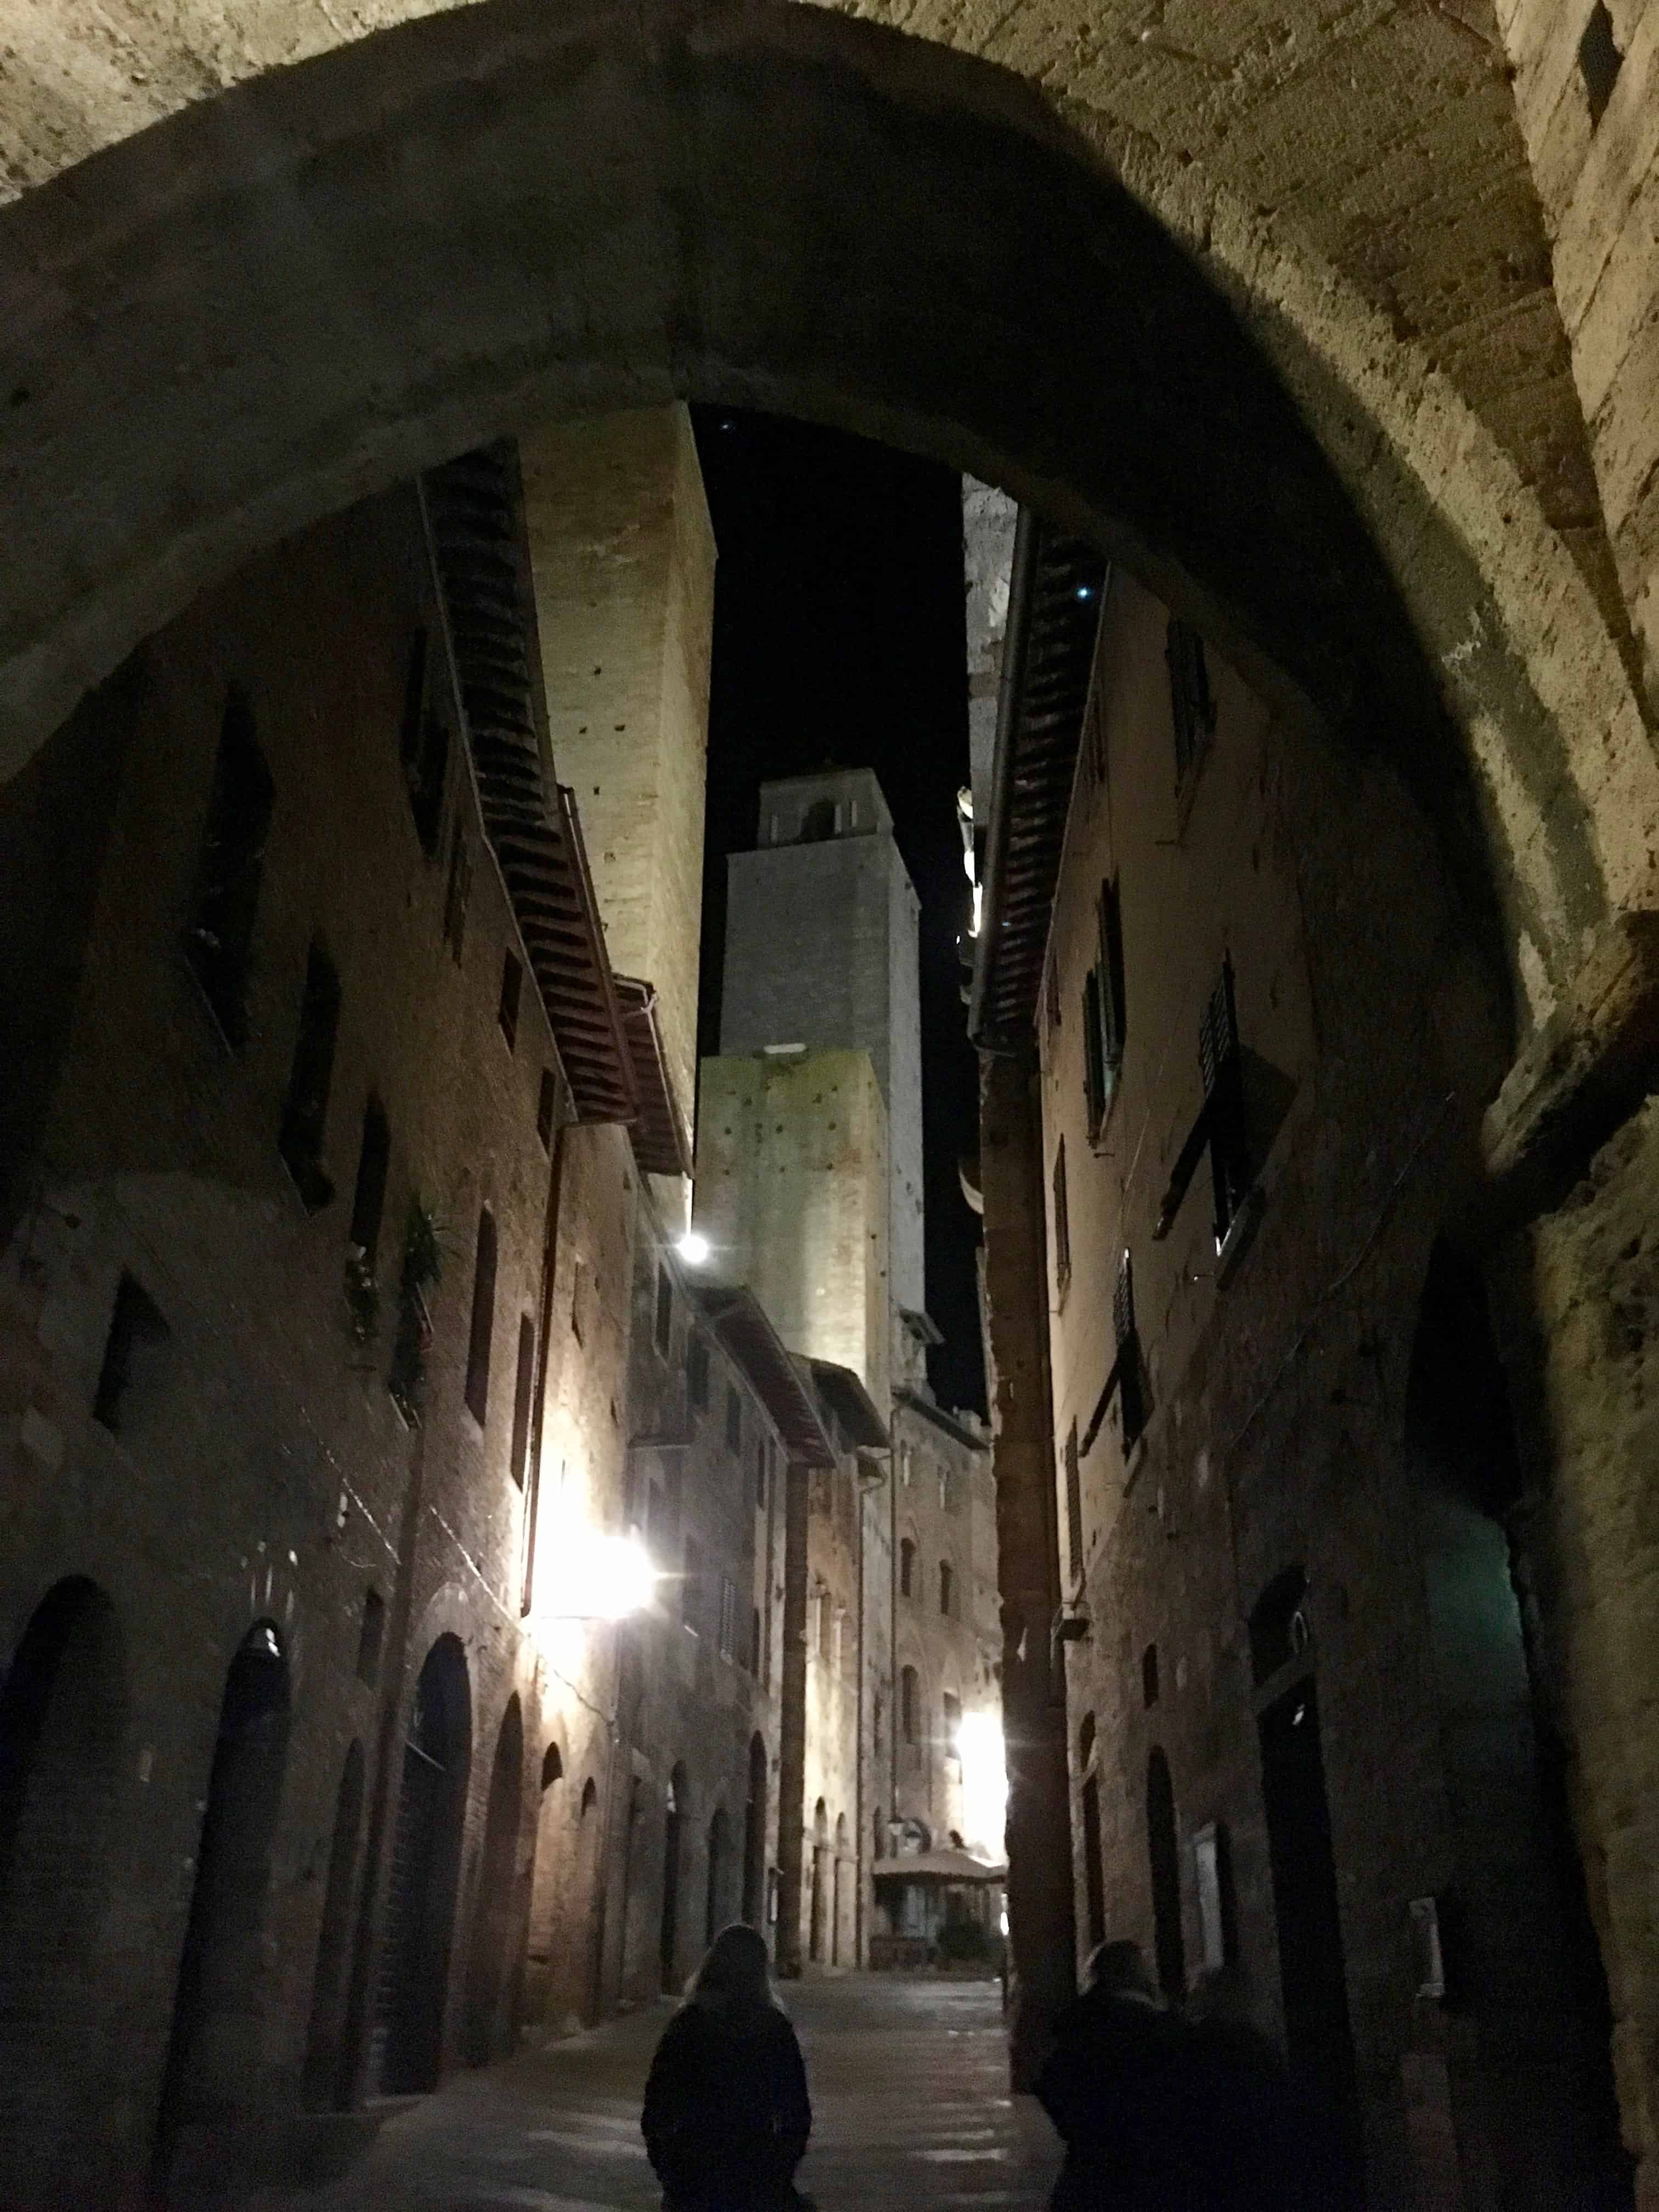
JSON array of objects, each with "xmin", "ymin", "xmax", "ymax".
[
  {"xmin": 677, "ymin": 1230, "xmax": 710, "ymax": 1267},
  {"xmin": 543, "ymin": 1528, "xmax": 657, "ymax": 1621}
]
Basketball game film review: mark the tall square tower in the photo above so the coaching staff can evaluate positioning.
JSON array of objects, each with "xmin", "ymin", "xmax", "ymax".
[{"xmin": 719, "ymin": 768, "xmax": 924, "ymax": 1324}]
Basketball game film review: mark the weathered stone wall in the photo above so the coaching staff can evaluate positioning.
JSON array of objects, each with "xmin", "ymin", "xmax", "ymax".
[
  {"xmin": 1498, "ymin": 0, "xmax": 1659, "ymax": 709},
  {"xmin": 0, "ymin": 485, "xmax": 580, "ymax": 2200},
  {"xmin": 1042, "ymin": 567, "xmax": 1629, "ymax": 2206},
  {"xmin": 694, "ymin": 1051, "xmax": 891, "ymax": 1414}
]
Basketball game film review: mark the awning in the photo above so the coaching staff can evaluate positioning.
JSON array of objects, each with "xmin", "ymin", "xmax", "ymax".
[
  {"xmin": 614, "ymin": 975, "xmax": 693, "ymax": 1177},
  {"xmin": 696, "ymin": 1285, "xmax": 836, "ymax": 1469},
  {"xmin": 808, "ymin": 1358, "xmax": 890, "ymax": 1454},
  {"xmin": 873, "ymin": 1849, "xmax": 1007, "ymax": 1884},
  {"xmin": 968, "ymin": 510, "xmax": 1108, "ymax": 1053}
]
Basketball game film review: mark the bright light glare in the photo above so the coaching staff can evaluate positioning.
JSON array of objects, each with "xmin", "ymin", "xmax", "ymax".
[
  {"xmin": 548, "ymin": 1530, "xmax": 657, "ymax": 1621},
  {"xmin": 958, "ymin": 1708, "xmax": 1008, "ymax": 1857},
  {"xmin": 677, "ymin": 1231, "xmax": 710, "ymax": 1267}
]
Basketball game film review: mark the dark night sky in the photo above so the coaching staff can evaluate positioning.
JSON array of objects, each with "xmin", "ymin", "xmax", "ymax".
[{"xmin": 690, "ymin": 408, "xmax": 986, "ymax": 1418}]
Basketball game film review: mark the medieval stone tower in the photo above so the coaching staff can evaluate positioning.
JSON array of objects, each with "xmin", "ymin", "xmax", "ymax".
[{"xmin": 707, "ymin": 766, "xmax": 926, "ymax": 1402}]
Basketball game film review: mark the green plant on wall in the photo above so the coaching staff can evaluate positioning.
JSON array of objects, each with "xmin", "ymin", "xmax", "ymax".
[{"xmin": 387, "ymin": 1198, "xmax": 442, "ymax": 1425}]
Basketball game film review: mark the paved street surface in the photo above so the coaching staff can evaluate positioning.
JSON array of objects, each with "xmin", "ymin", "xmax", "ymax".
[{"xmin": 264, "ymin": 1975, "xmax": 1061, "ymax": 2212}]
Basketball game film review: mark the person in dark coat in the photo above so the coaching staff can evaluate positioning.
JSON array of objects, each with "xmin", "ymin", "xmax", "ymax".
[
  {"xmin": 1037, "ymin": 1939, "xmax": 1192, "ymax": 2212},
  {"xmin": 642, "ymin": 1923, "xmax": 812, "ymax": 2212}
]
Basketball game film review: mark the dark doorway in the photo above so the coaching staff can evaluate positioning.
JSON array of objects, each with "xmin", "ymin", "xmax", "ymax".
[
  {"xmin": 1145, "ymin": 1748, "xmax": 1185, "ymax": 2001},
  {"xmin": 302, "ymin": 1740, "xmax": 364, "ymax": 2109},
  {"xmin": 0, "ymin": 1578, "xmax": 127, "ymax": 2208},
  {"xmin": 1406, "ymin": 1239, "xmax": 1629, "ymax": 2206},
  {"xmin": 154, "ymin": 1621, "xmax": 291, "ymax": 2194},
  {"xmin": 809, "ymin": 1799, "xmax": 828, "ymax": 1964},
  {"xmin": 742, "ymin": 1733, "xmax": 767, "ymax": 1926},
  {"xmin": 374, "ymin": 1634, "xmax": 471, "ymax": 2094},
  {"xmin": 463, "ymin": 1696, "xmax": 524, "ymax": 2064},
  {"xmin": 706, "ymin": 1806, "xmax": 729, "ymax": 1949},
  {"xmin": 661, "ymin": 1765, "xmax": 686, "ymax": 1993},
  {"xmin": 1256, "ymin": 1674, "xmax": 1359, "ymax": 2163},
  {"xmin": 1080, "ymin": 1774, "xmax": 1107, "ymax": 1953}
]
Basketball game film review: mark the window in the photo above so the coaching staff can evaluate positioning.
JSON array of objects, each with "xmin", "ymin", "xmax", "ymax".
[
  {"xmin": 1579, "ymin": 2, "xmax": 1622, "ymax": 125},
  {"xmin": 683, "ymin": 1539, "xmax": 704, "ymax": 1634},
  {"xmin": 1052, "ymin": 1138, "xmax": 1071, "ymax": 1295},
  {"xmin": 900, "ymin": 1666, "xmax": 919, "ymax": 1743},
  {"xmin": 1045, "ymin": 955, "xmax": 1062, "ymax": 1036},
  {"xmin": 357, "ymin": 1589, "xmax": 386, "ymax": 1686},
  {"xmin": 93, "ymin": 1272, "xmax": 171, "ymax": 1432},
  {"xmin": 1200, "ymin": 959, "xmax": 1251, "ymax": 1250},
  {"xmin": 654, "ymin": 1264, "xmax": 674, "ymax": 1357},
  {"xmin": 1167, "ymin": 617, "xmax": 1216, "ymax": 793},
  {"xmin": 900, "ymin": 1538, "xmax": 915, "ymax": 1599},
  {"xmin": 1142, "ymin": 1641, "xmax": 1160, "ymax": 1710},
  {"xmin": 509, "ymin": 1314, "xmax": 536, "ymax": 1488},
  {"xmin": 277, "ymin": 940, "xmax": 340, "ymax": 1211},
  {"xmin": 1063, "ymin": 1419, "xmax": 1082, "ymax": 1584},
  {"xmin": 943, "ymin": 1692, "xmax": 962, "ymax": 1765},
  {"xmin": 183, "ymin": 686, "xmax": 274, "ymax": 1052},
  {"xmin": 443, "ymin": 816, "xmax": 471, "ymax": 962},
  {"xmin": 1115, "ymin": 1249, "xmax": 1146, "ymax": 1454},
  {"xmin": 498, "ymin": 951, "xmax": 522, "ymax": 1051},
  {"xmin": 398, "ymin": 628, "xmax": 450, "ymax": 856},
  {"xmin": 719, "ymin": 1577, "xmax": 737, "ymax": 1664},
  {"xmin": 755, "ymin": 1439, "xmax": 768, "ymax": 1511},
  {"xmin": 1082, "ymin": 970, "xmax": 1107, "ymax": 1135},
  {"xmin": 348, "ymin": 1096, "xmax": 391, "ymax": 1272},
  {"xmin": 537, "ymin": 1069, "xmax": 556, "ymax": 1152},
  {"xmin": 465, "ymin": 1206, "xmax": 497, "ymax": 1425},
  {"xmin": 726, "ymin": 1385, "xmax": 742, "ymax": 1455},
  {"xmin": 816, "ymin": 1588, "xmax": 832, "ymax": 1660},
  {"xmin": 687, "ymin": 1333, "xmax": 710, "ymax": 1411},
  {"xmin": 751, "ymin": 1606, "xmax": 762, "ymax": 1674},
  {"xmin": 939, "ymin": 1561, "xmax": 954, "ymax": 1618}
]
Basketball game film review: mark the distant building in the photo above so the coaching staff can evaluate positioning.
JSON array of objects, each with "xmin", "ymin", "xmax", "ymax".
[{"xmin": 698, "ymin": 765, "xmax": 1001, "ymax": 1969}]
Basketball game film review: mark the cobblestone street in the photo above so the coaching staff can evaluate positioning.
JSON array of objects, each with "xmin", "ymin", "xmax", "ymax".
[{"xmin": 262, "ymin": 1975, "xmax": 1060, "ymax": 2212}]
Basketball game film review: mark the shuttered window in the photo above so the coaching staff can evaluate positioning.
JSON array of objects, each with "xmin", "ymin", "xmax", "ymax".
[
  {"xmin": 1200, "ymin": 960, "xmax": 1251, "ymax": 1250},
  {"xmin": 1053, "ymin": 1139, "xmax": 1071, "ymax": 1294},
  {"xmin": 1115, "ymin": 1249, "xmax": 1145, "ymax": 1454}
]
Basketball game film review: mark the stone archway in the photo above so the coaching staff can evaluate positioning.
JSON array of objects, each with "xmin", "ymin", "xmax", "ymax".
[
  {"xmin": 463, "ymin": 1694, "xmax": 525, "ymax": 2066},
  {"xmin": 0, "ymin": 0, "xmax": 1650, "ymax": 1021}
]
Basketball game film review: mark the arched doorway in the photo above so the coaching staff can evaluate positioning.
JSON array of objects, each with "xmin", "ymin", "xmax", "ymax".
[
  {"xmin": 832, "ymin": 1812, "xmax": 849, "ymax": 1966},
  {"xmin": 1078, "ymin": 1716, "xmax": 1105, "ymax": 1954},
  {"xmin": 660, "ymin": 1764, "xmax": 687, "ymax": 1993},
  {"xmin": 521, "ymin": 1741, "xmax": 564, "ymax": 2029},
  {"xmin": 1406, "ymin": 1240, "xmax": 1628, "ymax": 2204},
  {"xmin": 374, "ymin": 1634, "xmax": 471, "ymax": 2094},
  {"xmin": 302, "ymin": 1740, "xmax": 364, "ymax": 2109},
  {"xmin": 809, "ymin": 1799, "xmax": 828, "ymax": 1965},
  {"xmin": 154, "ymin": 1621, "xmax": 291, "ymax": 2193},
  {"xmin": 0, "ymin": 1578, "xmax": 127, "ymax": 2209},
  {"xmin": 1144, "ymin": 1748, "xmax": 1184, "ymax": 2004},
  {"xmin": 463, "ymin": 1695, "xmax": 524, "ymax": 2064},
  {"xmin": 705, "ymin": 1806, "xmax": 729, "ymax": 1950},
  {"xmin": 1249, "ymin": 1572, "xmax": 1359, "ymax": 2173},
  {"xmin": 742, "ymin": 1733, "xmax": 767, "ymax": 1928}
]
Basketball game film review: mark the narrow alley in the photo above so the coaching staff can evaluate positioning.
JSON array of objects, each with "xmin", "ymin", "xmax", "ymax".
[{"xmin": 260, "ymin": 1976, "xmax": 1059, "ymax": 2212}]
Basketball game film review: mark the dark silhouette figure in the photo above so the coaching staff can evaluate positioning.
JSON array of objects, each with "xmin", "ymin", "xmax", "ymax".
[
  {"xmin": 642, "ymin": 1923, "xmax": 812, "ymax": 2211},
  {"xmin": 1037, "ymin": 1940, "xmax": 1191, "ymax": 2212},
  {"xmin": 1182, "ymin": 1964, "xmax": 1336, "ymax": 2210}
]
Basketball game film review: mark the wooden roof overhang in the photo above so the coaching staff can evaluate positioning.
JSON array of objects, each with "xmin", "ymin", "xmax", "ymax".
[
  {"xmin": 614, "ymin": 977, "xmax": 694, "ymax": 1178},
  {"xmin": 967, "ymin": 511, "xmax": 1108, "ymax": 1054},
  {"xmin": 808, "ymin": 1357, "xmax": 890, "ymax": 1455},
  {"xmin": 695, "ymin": 1285, "xmax": 837, "ymax": 1469},
  {"xmin": 422, "ymin": 444, "xmax": 639, "ymax": 1127}
]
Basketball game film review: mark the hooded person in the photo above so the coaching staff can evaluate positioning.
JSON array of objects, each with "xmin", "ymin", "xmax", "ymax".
[
  {"xmin": 641, "ymin": 1923, "xmax": 812, "ymax": 2212},
  {"xmin": 1036, "ymin": 1940, "xmax": 1192, "ymax": 2212}
]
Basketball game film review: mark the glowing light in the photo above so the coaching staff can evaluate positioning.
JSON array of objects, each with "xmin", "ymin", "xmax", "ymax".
[
  {"xmin": 677, "ymin": 1231, "xmax": 710, "ymax": 1266},
  {"xmin": 545, "ymin": 1530, "xmax": 657, "ymax": 1621},
  {"xmin": 957, "ymin": 1707, "xmax": 1008, "ymax": 1857}
]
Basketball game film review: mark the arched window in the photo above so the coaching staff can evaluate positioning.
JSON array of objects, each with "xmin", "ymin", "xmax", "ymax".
[
  {"xmin": 1249, "ymin": 1566, "xmax": 1311, "ymax": 1688},
  {"xmin": 465, "ymin": 1206, "xmax": 497, "ymax": 1425},
  {"xmin": 939, "ymin": 1561, "xmax": 953, "ymax": 1618},
  {"xmin": 900, "ymin": 1665, "xmax": 919, "ymax": 1742},
  {"xmin": 899, "ymin": 1538, "xmax": 915, "ymax": 1598}
]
